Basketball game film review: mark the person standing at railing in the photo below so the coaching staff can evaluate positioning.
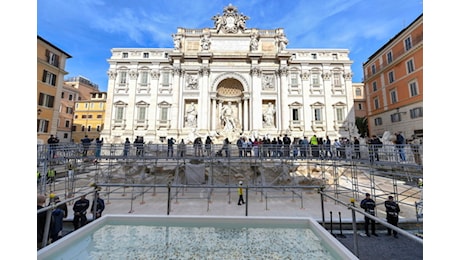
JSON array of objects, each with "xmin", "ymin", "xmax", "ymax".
[
  {"xmin": 205, "ymin": 136, "xmax": 213, "ymax": 157},
  {"xmin": 91, "ymin": 192, "xmax": 105, "ymax": 220},
  {"xmin": 385, "ymin": 195, "xmax": 400, "ymax": 238},
  {"xmin": 72, "ymin": 195, "xmax": 90, "ymax": 230},
  {"xmin": 353, "ymin": 137, "xmax": 361, "ymax": 159},
  {"xmin": 178, "ymin": 139, "xmax": 186, "ymax": 157},
  {"xmin": 123, "ymin": 138, "xmax": 131, "ymax": 157},
  {"xmin": 81, "ymin": 135, "xmax": 93, "ymax": 157},
  {"xmin": 310, "ymin": 135, "xmax": 319, "ymax": 158},
  {"xmin": 395, "ymin": 132, "xmax": 406, "ymax": 162},
  {"xmin": 94, "ymin": 137, "xmax": 103, "ymax": 158},
  {"xmin": 368, "ymin": 135, "xmax": 382, "ymax": 162},
  {"xmin": 49, "ymin": 195, "xmax": 68, "ymax": 243},
  {"xmin": 167, "ymin": 137, "xmax": 176, "ymax": 157},
  {"xmin": 360, "ymin": 193, "xmax": 378, "ymax": 237}
]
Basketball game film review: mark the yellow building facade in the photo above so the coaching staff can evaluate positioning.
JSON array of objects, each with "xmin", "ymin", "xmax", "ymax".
[{"xmin": 72, "ymin": 92, "xmax": 107, "ymax": 143}]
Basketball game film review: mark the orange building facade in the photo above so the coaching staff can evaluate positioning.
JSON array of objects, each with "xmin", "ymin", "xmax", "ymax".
[
  {"xmin": 363, "ymin": 14, "xmax": 423, "ymax": 140},
  {"xmin": 37, "ymin": 36, "xmax": 72, "ymax": 144}
]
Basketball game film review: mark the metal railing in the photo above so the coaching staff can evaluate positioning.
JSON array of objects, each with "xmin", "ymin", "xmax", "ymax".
[{"xmin": 37, "ymin": 143, "xmax": 423, "ymax": 165}]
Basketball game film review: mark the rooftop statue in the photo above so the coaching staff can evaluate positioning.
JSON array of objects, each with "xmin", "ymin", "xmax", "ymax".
[{"xmin": 211, "ymin": 4, "xmax": 250, "ymax": 34}]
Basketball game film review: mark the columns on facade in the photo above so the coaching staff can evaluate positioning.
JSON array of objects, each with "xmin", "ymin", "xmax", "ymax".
[
  {"xmin": 277, "ymin": 53, "xmax": 291, "ymax": 132},
  {"xmin": 243, "ymin": 98, "xmax": 249, "ymax": 131},
  {"xmin": 211, "ymin": 97, "xmax": 217, "ymax": 130}
]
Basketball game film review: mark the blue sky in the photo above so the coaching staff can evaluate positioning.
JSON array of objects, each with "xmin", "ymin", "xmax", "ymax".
[{"xmin": 37, "ymin": 0, "xmax": 422, "ymax": 92}]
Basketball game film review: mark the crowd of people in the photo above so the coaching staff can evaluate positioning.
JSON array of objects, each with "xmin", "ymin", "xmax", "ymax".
[
  {"xmin": 37, "ymin": 192, "xmax": 105, "ymax": 250},
  {"xmin": 42, "ymin": 131, "xmax": 422, "ymax": 164}
]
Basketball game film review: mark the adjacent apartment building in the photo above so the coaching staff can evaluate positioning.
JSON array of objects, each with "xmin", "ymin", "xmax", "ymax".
[
  {"xmin": 101, "ymin": 4, "xmax": 356, "ymax": 144},
  {"xmin": 363, "ymin": 14, "xmax": 423, "ymax": 140},
  {"xmin": 72, "ymin": 92, "xmax": 107, "ymax": 143},
  {"xmin": 37, "ymin": 35, "xmax": 72, "ymax": 144}
]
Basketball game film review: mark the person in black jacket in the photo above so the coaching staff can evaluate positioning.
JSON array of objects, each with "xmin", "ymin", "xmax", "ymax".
[
  {"xmin": 385, "ymin": 195, "xmax": 401, "ymax": 238},
  {"xmin": 49, "ymin": 195, "xmax": 68, "ymax": 243},
  {"xmin": 360, "ymin": 193, "xmax": 378, "ymax": 237},
  {"xmin": 73, "ymin": 195, "xmax": 90, "ymax": 230},
  {"xmin": 91, "ymin": 192, "xmax": 105, "ymax": 219}
]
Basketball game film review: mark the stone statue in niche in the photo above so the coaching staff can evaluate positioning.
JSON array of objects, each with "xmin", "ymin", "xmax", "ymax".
[
  {"xmin": 185, "ymin": 102, "xmax": 198, "ymax": 128},
  {"xmin": 250, "ymin": 32, "xmax": 259, "ymax": 51},
  {"xmin": 172, "ymin": 34, "xmax": 181, "ymax": 50},
  {"xmin": 200, "ymin": 33, "xmax": 211, "ymax": 51},
  {"xmin": 263, "ymin": 102, "xmax": 275, "ymax": 127},
  {"xmin": 220, "ymin": 101, "xmax": 237, "ymax": 131},
  {"xmin": 277, "ymin": 33, "xmax": 288, "ymax": 51}
]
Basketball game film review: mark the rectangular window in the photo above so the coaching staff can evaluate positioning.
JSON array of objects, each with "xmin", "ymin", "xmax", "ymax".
[
  {"xmin": 69, "ymin": 94, "xmax": 73, "ymax": 101},
  {"xmin": 88, "ymin": 115, "xmax": 93, "ymax": 119},
  {"xmin": 65, "ymin": 120, "xmax": 70, "ymax": 128},
  {"xmin": 82, "ymin": 115, "xmax": 87, "ymax": 119},
  {"xmin": 388, "ymin": 71, "xmax": 394, "ymax": 83},
  {"xmin": 333, "ymin": 73, "xmax": 341, "ymax": 87},
  {"xmin": 358, "ymin": 103, "xmax": 363, "ymax": 110},
  {"xmin": 371, "ymin": 64, "xmax": 376, "ymax": 74},
  {"xmin": 66, "ymin": 107, "xmax": 73, "ymax": 114},
  {"xmin": 290, "ymin": 74, "xmax": 298, "ymax": 87},
  {"xmin": 292, "ymin": 109, "xmax": 299, "ymax": 121},
  {"xmin": 410, "ymin": 107, "xmax": 423, "ymax": 118},
  {"xmin": 162, "ymin": 73, "xmax": 170, "ymax": 86},
  {"xmin": 97, "ymin": 125, "xmax": 101, "ymax": 131},
  {"xmin": 119, "ymin": 71, "xmax": 127, "ymax": 84},
  {"xmin": 390, "ymin": 89, "xmax": 398, "ymax": 104},
  {"xmin": 404, "ymin": 37, "xmax": 412, "ymax": 51},
  {"xmin": 45, "ymin": 50, "xmax": 59, "ymax": 67},
  {"xmin": 374, "ymin": 117, "xmax": 382, "ymax": 126},
  {"xmin": 122, "ymin": 52, "xmax": 128, "ymax": 58},
  {"xmin": 140, "ymin": 71, "xmax": 148, "ymax": 85},
  {"xmin": 332, "ymin": 53, "xmax": 338, "ymax": 60},
  {"xmin": 138, "ymin": 107, "xmax": 146, "ymax": 120},
  {"xmin": 372, "ymin": 81, "xmax": 377, "ymax": 92},
  {"xmin": 355, "ymin": 88, "xmax": 362, "ymax": 96},
  {"xmin": 409, "ymin": 81, "xmax": 419, "ymax": 96},
  {"xmin": 97, "ymin": 115, "xmax": 103, "ymax": 119},
  {"xmin": 336, "ymin": 108, "xmax": 344, "ymax": 122},
  {"xmin": 407, "ymin": 60, "xmax": 415, "ymax": 73},
  {"xmin": 311, "ymin": 53, "xmax": 317, "ymax": 59},
  {"xmin": 387, "ymin": 51, "xmax": 393, "ymax": 63},
  {"xmin": 38, "ymin": 93, "xmax": 55, "ymax": 108},
  {"xmin": 116, "ymin": 107, "xmax": 124, "ymax": 120},
  {"xmin": 314, "ymin": 108, "xmax": 322, "ymax": 121},
  {"xmin": 391, "ymin": 113, "xmax": 401, "ymax": 122},
  {"xmin": 161, "ymin": 107, "xmax": 168, "ymax": 121},
  {"xmin": 37, "ymin": 119, "xmax": 49, "ymax": 133},
  {"xmin": 143, "ymin": 52, "xmax": 149, "ymax": 58},
  {"xmin": 61, "ymin": 92, "xmax": 64, "ymax": 98},
  {"xmin": 373, "ymin": 97, "xmax": 379, "ymax": 109},
  {"xmin": 42, "ymin": 70, "xmax": 57, "ymax": 86},
  {"xmin": 312, "ymin": 73, "xmax": 320, "ymax": 87}
]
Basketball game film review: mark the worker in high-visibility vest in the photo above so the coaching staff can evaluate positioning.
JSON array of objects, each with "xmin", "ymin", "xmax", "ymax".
[
  {"xmin": 47, "ymin": 169, "xmax": 56, "ymax": 183},
  {"xmin": 237, "ymin": 181, "xmax": 245, "ymax": 206}
]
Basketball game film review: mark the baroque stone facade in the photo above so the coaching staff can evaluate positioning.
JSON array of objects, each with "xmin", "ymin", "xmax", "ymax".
[{"xmin": 101, "ymin": 4, "xmax": 356, "ymax": 144}]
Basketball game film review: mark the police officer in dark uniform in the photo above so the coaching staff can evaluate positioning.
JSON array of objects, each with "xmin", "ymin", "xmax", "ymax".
[
  {"xmin": 385, "ymin": 195, "xmax": 400, "ymax": 238},
  {"xmin": 360, "ymin": 193, "xmax": 378, "ymax": 237},
  {"xmin": 73, "ymin": 195, "xmax": 90, "ymax": 230}
]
